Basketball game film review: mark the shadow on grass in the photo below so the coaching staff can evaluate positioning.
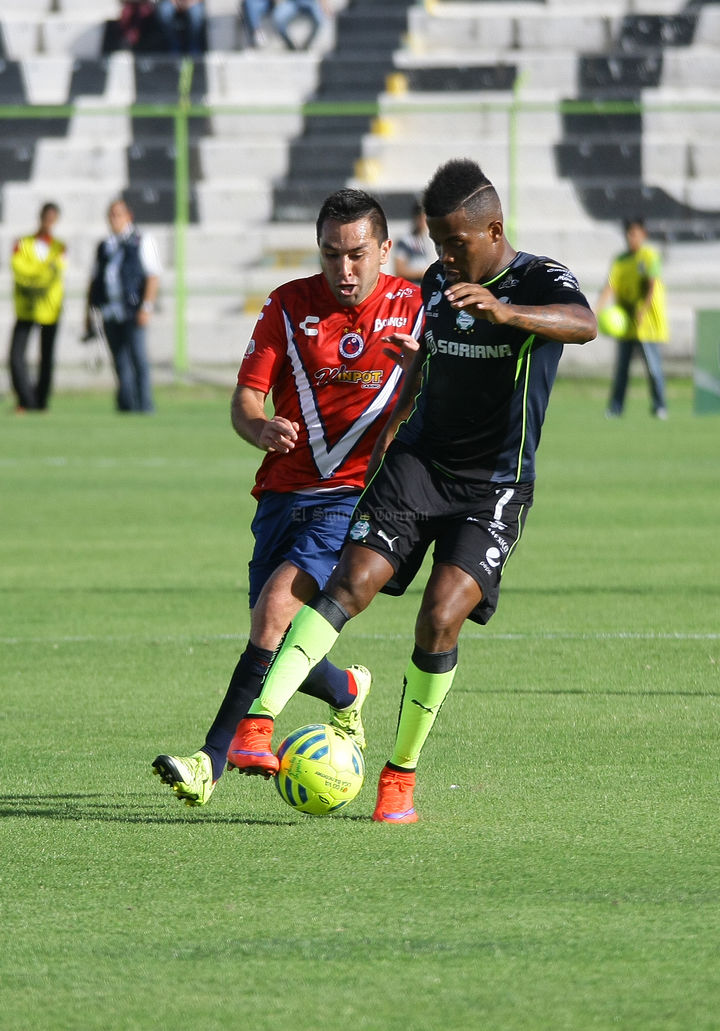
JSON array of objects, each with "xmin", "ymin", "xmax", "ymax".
[
  {"xmin": 0, "ymin": 794, "xmax": 370, "ymax": 825},
  {"xmin": 1, "ymin": 793, "xmax": 297, "ymax": 826}
]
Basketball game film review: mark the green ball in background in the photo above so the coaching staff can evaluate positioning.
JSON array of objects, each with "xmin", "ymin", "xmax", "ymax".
[{"xmin": 597, "ymin": 304, "xmax": 631, "ymax": 338}]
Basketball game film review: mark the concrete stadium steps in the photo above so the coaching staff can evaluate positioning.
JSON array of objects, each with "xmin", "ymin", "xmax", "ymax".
[
  {"xmin": 356, "ymin": 137, "xmax": 558, "ymax": 186},
  {"xmin": 407, "ymin": 6, "xmax": 615, "ymax": 55},
  {"xmin": 193, "ymin": 180, "xmax": 274, "ymax": 224},
  {"xmin": 0, "ymin": 2, "xmax": 114, "ymax": 59},
  {"xmin": 1, "ymin": 0, "xmax": 51, "ymax": 13},
  {"xmin": 661, "ymin": 46, "xmax": 720, "ymax": 89},
  {"xmin": 395, "ymin": 49, "xmax": 571, "ymax": 95},
  {"xmin": 697, "ymin": 4, "xmax": 720, "ymax": 44},
  {"xmin": 66, "ymin": 106, "xmax": 132, "ymax": 143},
  {"xmin": 37, "ymin": 18, "xmax": 106, "ymax": 59},
  {"xmin": 370, "ymin": 102, "xmax": 543, "ymax": 142},
  {"xmin": 2, "ymin": 182, "xmax": 123, "ymax": 230},
  {"xmin": 0, "ymin": 140, "xmax": 34, "ymax": 182},
  {"xmin": 208, "ymin": 112, "xmax": 305, "ymax": 139},
  {"xmin": 690, "ymin": 139, "xmax": 720, "ymax": 179},
  {"xmin": 2, "ymin": 181, "xmax": 279, "ymax": 234},
  {"xmin": 56, "ymin": 0, "xmax": 117, "ymax": 14},
  {"xmin": 32, "ymin": 138, "xmax": 127, "ymax": 183},
  {"xmin": 204, "ymin": 51, "xmax": 323, "ymax": 102},
  {"xmin": 197, "ymin": 139, "xmax": 289, "ymax": 180},
  {"xmin": 0, "ymin": 57, "xmax": 26, "ymax": 103}
]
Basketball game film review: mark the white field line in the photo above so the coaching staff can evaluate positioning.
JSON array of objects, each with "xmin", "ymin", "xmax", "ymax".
[{"xmin": 1, "ymin": 631, "xmax": 719, "ymax": 645}]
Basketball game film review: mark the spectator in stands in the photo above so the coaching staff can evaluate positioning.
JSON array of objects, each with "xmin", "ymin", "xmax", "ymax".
[
  {"xmin": 155, "ymin": 0, "xmax": 207, "ymax": 56},
  {"xmin": 272, "ymin": 0, "xmax": 328, "ymax": 51},
  {"xmin": 599, "ymin": 218, "xmax": 669, "ymax": 420},
  {"xmin": 8, "ymin": 202, "xmax": 66, "ymax": 414},
  {"xmin": 241, "ymin": 0, "xmax": 273, "ymax": 48},
  {"xmin": 394, "ymin": 200, "xmax": 437, "ymax": 286},
  {"xmin": 116, "ymin": 1, "xmax": 157, "ymax": 51},
  {"xmin": 85, "ymin": 199, "xmax": 161, "ymax": 414}
]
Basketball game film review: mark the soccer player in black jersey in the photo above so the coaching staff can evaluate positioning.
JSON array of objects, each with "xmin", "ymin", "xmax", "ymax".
[{"xmin": 229, "ymin": 158, "xmax": 597, "ymax": 822}]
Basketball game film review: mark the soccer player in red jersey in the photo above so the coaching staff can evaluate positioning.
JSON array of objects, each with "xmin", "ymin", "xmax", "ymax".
[{"xmin": 152, "ymin": 189, "xmax": 424, "ymax": 806}]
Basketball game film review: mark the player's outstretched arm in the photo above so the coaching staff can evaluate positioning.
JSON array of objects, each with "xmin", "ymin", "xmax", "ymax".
[
  {"xmin": 231, "ymin": 384, "xmax": 299, "ymax": 453},
  {"xmin": 495, "ymin": 301, "xmax": 597, "ymax": 343},
  {"xmin": 445, "ymin": 282, "xmax": 597, "ymax": 344}
]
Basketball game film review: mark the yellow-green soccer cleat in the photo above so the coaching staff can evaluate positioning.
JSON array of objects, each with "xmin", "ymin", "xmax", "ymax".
[
  {"xmin": 329, "ymin": 664, "xmax": 372, "ymax": 751},
  {"xmin": 152, "ymin": 751, "xmax": 216, "ymax": 807}
]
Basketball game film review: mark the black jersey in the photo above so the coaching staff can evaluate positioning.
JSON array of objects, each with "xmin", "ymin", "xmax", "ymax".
[{"xmin": 395, "ymin": 252, "xmax": 591, "ymax": 484}]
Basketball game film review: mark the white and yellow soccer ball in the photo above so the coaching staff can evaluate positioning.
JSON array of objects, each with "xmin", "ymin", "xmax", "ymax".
[{"xmin": 275, "ymin": 723, "xmax": 365, "ymax": 816}]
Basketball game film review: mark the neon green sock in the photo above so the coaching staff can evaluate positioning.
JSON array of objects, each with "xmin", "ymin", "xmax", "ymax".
[
  {"xmin": 249, "ymin": 606, "xmax": 340, "ymax": 719},
  {"xmin": 390, "ymin": 656, "xmax": 457, "ymax": 770}
]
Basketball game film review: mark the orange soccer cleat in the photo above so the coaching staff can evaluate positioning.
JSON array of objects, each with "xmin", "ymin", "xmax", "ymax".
[
  {"xmin": 226, "ymin": 716, "xmax": 279, "ymax": 778},
  {"xmin": 372, "ymin": 764, "xmax": 418, "ymax": 823}
]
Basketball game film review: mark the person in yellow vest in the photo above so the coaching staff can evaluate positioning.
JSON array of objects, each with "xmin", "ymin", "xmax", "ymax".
[
  {"xmin": 598, "ymin": 218, "xmax": 669, "ymax": 419},
  {"xmin": 8, "ymin": 203, "xmax": 66, "ymax": 412}
]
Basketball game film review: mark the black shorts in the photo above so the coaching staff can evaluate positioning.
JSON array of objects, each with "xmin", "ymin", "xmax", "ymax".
[{"xmin": 346, "ymin": 441, "xmax": 533, "ymax": 624}]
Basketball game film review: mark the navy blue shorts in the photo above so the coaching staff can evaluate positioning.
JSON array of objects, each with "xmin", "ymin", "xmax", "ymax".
[{"xmin": 248, "ymin": 491, "xmax": 360, "ymax": 608}]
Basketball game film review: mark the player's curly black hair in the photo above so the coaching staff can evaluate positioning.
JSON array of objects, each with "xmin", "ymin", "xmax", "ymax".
[
  {"xmin": 316, "ymin": 189, "xmax": 389, "ymax": 244},
  {"xmin": 422, "ymin": 158, "xmax": 501, "ymax": 221}
]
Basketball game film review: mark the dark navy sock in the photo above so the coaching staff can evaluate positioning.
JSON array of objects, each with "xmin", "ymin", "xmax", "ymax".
[
  {"xmin": 202, "ymin": 641, "xmax": 275, "ymax": 780},
  {"xmin": 299, "ymin": 657, "xmax": 357, "ymax": 709}
]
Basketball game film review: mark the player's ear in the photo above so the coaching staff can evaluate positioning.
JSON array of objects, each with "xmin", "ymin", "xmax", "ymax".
[
  {"xmin": 379, "ymin": 239, "xmax": 392, "ymax": 265},
  {"xmin": 488, "ymin": 220, "xmax": 504, "ymax": 243}
]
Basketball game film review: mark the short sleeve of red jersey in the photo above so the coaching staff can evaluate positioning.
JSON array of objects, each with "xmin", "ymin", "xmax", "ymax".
[{"xmin": 237, "ymin": 292, "xmax": 287, "ymax": 393}]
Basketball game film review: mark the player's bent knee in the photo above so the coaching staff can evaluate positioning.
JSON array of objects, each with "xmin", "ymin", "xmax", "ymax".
[
  {"xmin": 415, "ymin": 601, "xmax": 464, "ymax": 652},
  {"xmin": 328, "ymin": 565, "xmax": 384, "ymax": 617}
]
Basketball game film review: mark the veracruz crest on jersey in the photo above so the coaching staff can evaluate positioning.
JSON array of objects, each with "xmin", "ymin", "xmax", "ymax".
[{"xmin": 338, "ymin": 331, "xmax": 365, "ymax": 359}]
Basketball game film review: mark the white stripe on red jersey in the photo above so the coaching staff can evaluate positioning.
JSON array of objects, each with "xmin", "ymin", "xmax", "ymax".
[{"xmin": 238, "ymin": 271, "xmax": 424, "ymax": 498}]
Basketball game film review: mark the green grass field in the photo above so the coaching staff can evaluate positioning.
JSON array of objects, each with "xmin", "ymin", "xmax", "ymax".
[{"xmin": 2, "ymin": 378, "xmax": 719, "ymax": 1031}]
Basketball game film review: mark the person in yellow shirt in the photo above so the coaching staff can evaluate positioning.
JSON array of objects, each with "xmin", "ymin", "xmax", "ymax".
[
  {"xmin": 8, "ymin": 203, "xmax": 66, "ymax": 412},
  {"xmin": 598, "ymin": 218, "xmax": 668, "ymax": 419}
]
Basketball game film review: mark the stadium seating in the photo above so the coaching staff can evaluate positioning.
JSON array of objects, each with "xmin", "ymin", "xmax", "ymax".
[{"xmin": 1, "ymin": 0, "xmax": 720, "ymax": 382}]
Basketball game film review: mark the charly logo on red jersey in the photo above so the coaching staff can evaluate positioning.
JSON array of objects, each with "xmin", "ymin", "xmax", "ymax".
[
  {"xmin": 300, "ymin": 315, "xmax": 320, "ymax": 336},
  {"xmin": 338, "ymin": 331, "xmax": 365, "ymax": 359}
]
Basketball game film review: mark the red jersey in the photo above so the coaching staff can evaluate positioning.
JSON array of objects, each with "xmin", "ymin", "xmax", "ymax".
[{"xmin": 238, "ymin": 271, "xmax": 424, "ymax": 499}]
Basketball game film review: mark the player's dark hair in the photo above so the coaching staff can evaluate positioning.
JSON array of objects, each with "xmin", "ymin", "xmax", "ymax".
[
  {"xmin": 422, "ymin": 158, "xmax": 501, "ymax": 222},
  {"xmin": 623, "ymin": 217, "xmax": 646, "ymax": 232},
  {"xmin": 316, "ymin": 188, "xmax": 389, "ymax": 244},
  {"xmin": 40, "ymin": 202, "xmax": 60, "ymax": 219}
]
